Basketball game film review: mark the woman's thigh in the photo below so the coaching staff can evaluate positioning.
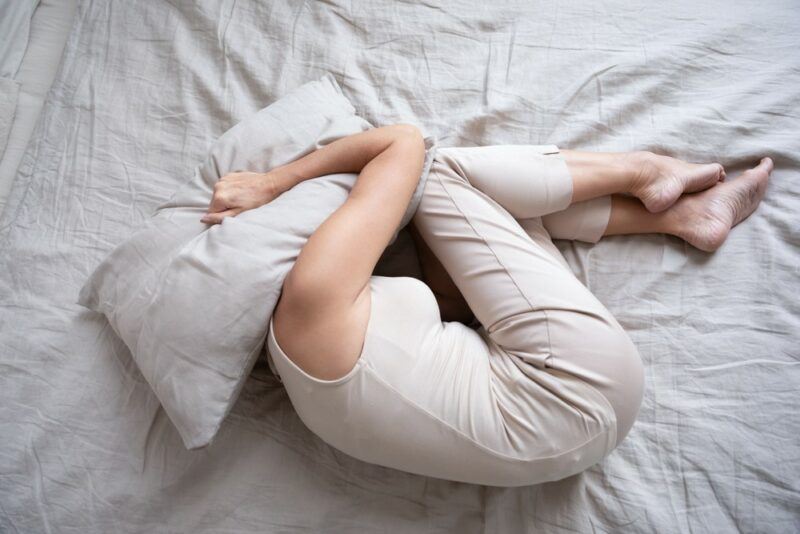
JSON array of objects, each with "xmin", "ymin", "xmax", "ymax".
[
  {"xmin": 271, "ymin": 151, "xmax": 643, "ymax": 485},
  {"xmin": 270, "ymin": 275, "xmax": 618, "ymax": 486},
  {"xmin": 412, "ymin": 154, "xmax": 644, "ymax": 447}
]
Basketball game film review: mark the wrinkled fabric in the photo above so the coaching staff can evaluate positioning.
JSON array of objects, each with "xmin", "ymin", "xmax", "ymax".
[
  {"xmin": 0, "ymin": 77, "xmax": 19, "ymax": 160},
  {"xmin": 0, "ymin": 0, "xmax": 79, "ymax": 216},
  {"xmin": 0, "ymin": 0, "xmax": 798, "ymax": 533},
  {"xmin": 0, "ymin": 0, "xmax": 38, "ymax": 194},
  {"xmin": 0, "ymin": 0, "xmax": 40, "ymax": 78}
]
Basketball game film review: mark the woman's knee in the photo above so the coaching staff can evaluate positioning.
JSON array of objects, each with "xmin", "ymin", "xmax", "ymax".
[
  {"xmin": 602, "ymin": 329, "xmax": 645, "ymax": 446},
  {"xmin": 549, "ymin": 320, "xmax": 645, "ymax": 447}
]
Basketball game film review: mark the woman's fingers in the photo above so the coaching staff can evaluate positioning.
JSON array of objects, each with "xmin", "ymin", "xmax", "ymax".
[
  {"xmin": 208, "ymin": 191, "xmax": 230, "ymax": 213},
  {"xmin": 201, "ymin": 171, "xmax": 278, "ymax": 225},
  {"xmin": 201, "ymin": 208, "xmax": 241, "ymax": 225}
]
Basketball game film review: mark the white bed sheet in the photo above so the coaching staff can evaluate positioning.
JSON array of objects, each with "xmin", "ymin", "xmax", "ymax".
[
  {"xmin": 1, "ymin": 1, "xmax": 798, "ymax": 532},
  {"xmin": 0, "ymin": 0, "xmax": 78, "ymax": 217},
  {"xmin": 0, "ymin": 0, "xmax": 39, "ymax": 78}
]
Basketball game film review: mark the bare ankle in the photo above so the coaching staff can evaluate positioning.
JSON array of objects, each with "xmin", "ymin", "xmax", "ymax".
[
  {"xmin": 622, "ymin": 150, "xmax": 656, "ymax": 193},
  {"xmin": 659, "ymin": 204, "xmax": 685, "ymax": 238}
]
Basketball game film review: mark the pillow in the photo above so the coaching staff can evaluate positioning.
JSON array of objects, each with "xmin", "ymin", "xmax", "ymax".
[{"xmin": 77, "ymin": 74, "xmax": 437, "ymax": 449}]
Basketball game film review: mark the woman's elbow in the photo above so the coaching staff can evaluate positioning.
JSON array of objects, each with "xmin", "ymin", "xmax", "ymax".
[
  {"xmin": 390, "ymin": 123, "xmax": 425, "ymax": 155},
  {"xmin": 391, "ymin": 122, "xmax": 420, "ymax": 136}
]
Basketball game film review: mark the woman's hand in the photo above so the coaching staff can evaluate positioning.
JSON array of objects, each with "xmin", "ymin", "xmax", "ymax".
[{"xmin": 200, "ymin": 171, "xmax": 283, "ymax": 225}]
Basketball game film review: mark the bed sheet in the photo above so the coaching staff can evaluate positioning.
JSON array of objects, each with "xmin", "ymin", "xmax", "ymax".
[
  {"xmin": 0, "ymin": 0, "xmax": 39, "ymax": 78},
  {"xmin": 0, "ymin": 0, "xmax": 78, "ymax": 218},
  {"xmin": 1, "ymin": 1, "xmax": 798, "ymax": 532}
]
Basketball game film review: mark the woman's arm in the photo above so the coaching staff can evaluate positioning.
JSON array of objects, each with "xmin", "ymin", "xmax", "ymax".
[
  {"xmin": 203, "ymin": 125, "xmax": 425, "ymax": 318},
  {"xmin": 280, "ymin": 124, "xmax": 425, "ymax": 314},
  {"xmin": 204, "ymin": 125, "xmax": 425, "ymax": 380},
  {"xmin": 277, "ymin": 125, "xmax": 424, "ymax": 382},
  {"xmin": 266, "ymin": 126, "xmax": 422, "ymax": 202},
  {"xmin": 201, "ymin": 125, "xmax": 424, "ymax": 225}
]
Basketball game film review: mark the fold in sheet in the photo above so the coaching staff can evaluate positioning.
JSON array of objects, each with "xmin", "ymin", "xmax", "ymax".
[{"xmin": 0, "ymin": 0, "xmax": 798, "ymax": 532}]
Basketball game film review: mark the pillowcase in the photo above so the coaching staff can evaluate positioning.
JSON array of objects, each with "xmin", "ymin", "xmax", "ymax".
[{"xmin": 77, "ymin": 73, "xmax": 436, "ymax": 449}]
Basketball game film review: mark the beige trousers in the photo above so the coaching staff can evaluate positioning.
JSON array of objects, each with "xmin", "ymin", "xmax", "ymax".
[{"xmin": 267, "ymin": 145, "xmax": 644, "ymax": 487}]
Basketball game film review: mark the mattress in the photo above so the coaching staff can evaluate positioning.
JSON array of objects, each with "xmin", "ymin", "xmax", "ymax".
[
  {"xmin": 1, "ymin": 1, "xmax": 798, "ymax": 532},
  {"xmin": 0, "ymin": 0, "xmax": 78, "ymax": 217}
]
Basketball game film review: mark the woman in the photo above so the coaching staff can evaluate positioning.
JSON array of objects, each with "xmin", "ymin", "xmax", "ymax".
[{"xmin": 201, "ymin": 125, "xmax": 772, "ymax": 486}]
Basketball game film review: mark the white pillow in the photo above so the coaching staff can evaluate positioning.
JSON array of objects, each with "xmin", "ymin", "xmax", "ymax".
[{"xmin": 77, "ymin": 74, "xmax": 436, "ymax": 449}]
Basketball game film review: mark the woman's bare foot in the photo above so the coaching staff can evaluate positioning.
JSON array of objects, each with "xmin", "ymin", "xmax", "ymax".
[
  {"xmin": 628, "ymin": 151, "xmax": 726, "ymax": 213},
  {"xmin": 664, "ymin": 158, "xmax": 773, "ymax": 251}
]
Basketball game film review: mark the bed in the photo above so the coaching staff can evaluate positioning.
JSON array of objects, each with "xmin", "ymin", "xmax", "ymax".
[
  {"xmin": 0, "ymin": 0, "xmax": 78, "ymax": 217},
  {"xmin": 1, "ymin": 1, "xmax": 798, "ymax": 532}
]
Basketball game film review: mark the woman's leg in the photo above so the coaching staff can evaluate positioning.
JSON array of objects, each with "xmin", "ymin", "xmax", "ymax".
[
  {"xmin": 562, "ymin": 149, "xmax": 725, "ymax": 211},
  {"xmin": 542, "ymin": 157, "xmax": 773, "ymax": 250},
  {"xmin": 603, "ymin": 159, "xmax": 773, "ymax": 250},
  {"xmin": 418, "ymin": 156, "xmax": 773, "ymax": 330},
  {"xmin": 541, "ymin": 196, "xmax": 612, "ymax": 243},
  {"xmin": 412, "ymin": 148, "xmax": 644, "ymax": 468},
  {"xmin": 416, "ymin": 147, "xmax": 770, "ymax": 323},
  {"xmin": 433, "ymin": 145, "xmax": 725, "ymax": 218}
]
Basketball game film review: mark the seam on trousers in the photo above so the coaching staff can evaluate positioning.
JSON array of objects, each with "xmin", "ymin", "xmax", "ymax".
[
  {"xmin": 511, "ymin": 354, "xmax": 619, "ymax": 446},
  {"xmin": 431, "ymin": 166, "xmax": 555, "ymax": 365},
  {"xmin": 428, "ymin": 161, "xmax": 618, "ymax": 447},
  {"xmin": 361, "ymin": 345, "xmax": 613, "ymax": 465}
]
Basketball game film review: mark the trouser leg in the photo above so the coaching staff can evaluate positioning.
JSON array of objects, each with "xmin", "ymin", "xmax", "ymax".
[
  {"xmin": 541, "ymin": 196, "xmax": 612, "ymax": 243},
  {"xmin": 413, "ymin": 146, "xmax": 644, "ymax": 447}
]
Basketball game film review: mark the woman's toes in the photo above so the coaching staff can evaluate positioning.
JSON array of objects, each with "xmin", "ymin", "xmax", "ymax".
[
  {"xmin": 729, "ymin": 158, "xmax": 772, "ymax": 226},
  {"xmin": 631, "ymin": 154, "xmax": 727, "ymax": 213},
  {"xmin": 742, "ymin": 157, "xmax": 773, "ymax": 183},
  {"xmin": 740, "ymin": 157, "xmax": 772, "ymax": 184},
  {"xmin": 674, "ymin": 158, "xmax": 772, "ymax": 252},
  {"xmin": 683, "ymin": 162, "xmax": 726, "ymax": 194}
]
